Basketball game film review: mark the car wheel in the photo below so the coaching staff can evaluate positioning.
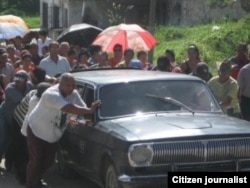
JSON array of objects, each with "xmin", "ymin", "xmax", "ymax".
[
  {"xmin": 56, "ymin": 149, "xmax": 78, "ymax": 179},
  {"xmin": 105, "ymin": 163, "xmax": 121, "ymax": 188}
]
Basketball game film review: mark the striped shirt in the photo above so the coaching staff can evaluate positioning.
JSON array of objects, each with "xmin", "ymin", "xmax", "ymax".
[{"xmin": 14, "ymin": 89, "xmax": 37, "ymax": 127}]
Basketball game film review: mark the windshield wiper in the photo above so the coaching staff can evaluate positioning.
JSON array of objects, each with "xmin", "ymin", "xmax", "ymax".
[{"xmin": 145, "ymin": 94, "xmax": 195, "ymax": 115}]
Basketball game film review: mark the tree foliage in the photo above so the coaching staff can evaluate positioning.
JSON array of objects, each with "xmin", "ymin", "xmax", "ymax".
[
  {"xmin": 106, "ymin": 2, "xmax": 134, "ymax": 25},
  {"xmin": 0, "ymin": 0, "xmax": 39, "ymax": 15}
]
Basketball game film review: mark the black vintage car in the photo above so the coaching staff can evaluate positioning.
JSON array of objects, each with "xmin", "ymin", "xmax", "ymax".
[{"xmin": 57, "ymin": 69, "xmax": 250, "ymax": 188}]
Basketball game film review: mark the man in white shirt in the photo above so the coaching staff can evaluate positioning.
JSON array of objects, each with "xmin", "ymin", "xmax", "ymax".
[
  {"xmin": 26, "ymin": 73, "xmax": 101, "ymax": 188},
  {"xmin": 39, "ymin": 41, "xmax": 71, "ymax": 77},
  {"xmin": 37, "ymin": 30, "xmax": 52, "ymax": 56}
]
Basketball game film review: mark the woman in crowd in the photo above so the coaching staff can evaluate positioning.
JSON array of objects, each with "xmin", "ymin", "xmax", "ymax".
[{"xmin": 180, "ymin": 44, "xmax": 202, "ymax": 74}]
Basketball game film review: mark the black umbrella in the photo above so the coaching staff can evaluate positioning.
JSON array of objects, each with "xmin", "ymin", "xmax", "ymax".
[{"xmin": 56, "ymin": 23, "xmax": 103, "ymax": 47}]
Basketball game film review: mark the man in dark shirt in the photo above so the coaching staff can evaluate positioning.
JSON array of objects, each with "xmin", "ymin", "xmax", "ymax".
[
  {"xmin": 230, "ymin": 43, "xmax": 249, "ymax": 80},
  {"xmin": 29, "ymin": 42, "xmax": 43, "ymax": 66}
]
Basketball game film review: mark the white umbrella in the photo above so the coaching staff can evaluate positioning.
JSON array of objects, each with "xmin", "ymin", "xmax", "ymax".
[
  {"xmin": 0, "ymin": 15, "xmax": 29, "ymax": 40},
  {"xmin": 0, "ymin": 22, "xmax": 29, "ymax": 40}
]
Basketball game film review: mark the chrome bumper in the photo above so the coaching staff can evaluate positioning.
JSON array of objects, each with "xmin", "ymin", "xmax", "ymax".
[{"xmin": 118, "ymin": 174, "xmax": 167, "ymax": 188}]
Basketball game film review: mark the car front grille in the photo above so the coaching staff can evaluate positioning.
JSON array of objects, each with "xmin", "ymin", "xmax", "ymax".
[{"xmin": 152, "ymin": 137, "xmax": 250, "ymax": 165}]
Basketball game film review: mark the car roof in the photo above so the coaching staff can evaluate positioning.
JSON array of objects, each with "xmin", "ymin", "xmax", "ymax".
[{"xmin": 71, "ymin": 69, "xmax": 201, "ymax": 85}]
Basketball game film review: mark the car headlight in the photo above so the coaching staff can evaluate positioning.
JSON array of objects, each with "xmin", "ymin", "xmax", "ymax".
[{"xmin": 128, "ymin": 144, "xmax": 153, "ymax": 167}]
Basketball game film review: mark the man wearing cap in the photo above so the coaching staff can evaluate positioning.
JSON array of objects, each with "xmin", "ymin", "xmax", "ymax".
[
  {"xmin": 208, "ymin": 59, "xmax": 240, "ymax": 117},
  {"xmin": 14, "ymin": 67, "xmax": 47, "ymax": 134},
  {"xmin": 192, "ymin": 62, "xmax": 212, "ymax": 82},
  {"xmin": 7, "ymin": 67, "xmax": 47, "ymax": 184},
  {"xmin": 0, "ymin": 70, "xmax": 33, "ymax": 171},
  {"xmin": 0, "ymin": 47, "xmax": 15, "ymax": 85},
  {"xmin": 12, "ymin": 82, "xmax": 52, "ymax": 185}
]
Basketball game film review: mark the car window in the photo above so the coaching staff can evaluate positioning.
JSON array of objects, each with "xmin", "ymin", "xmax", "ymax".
[
  {"xmin": 99, "ymin": 80, "xmax": 221, "ymax": 118},
  {"xmin": 76, "ymin": 84, "xmax": 86, "ymax": 98},
  {"xmin": 83, "ymin": 87, "xmax": 94, "ymax": 107},
  {"xmin": 82, "ymin": 85, "xmax": 95, "ymax": 121},
  {"xmin": 76, "ymin": 83, "xmax": 95, "ymax": 121}
]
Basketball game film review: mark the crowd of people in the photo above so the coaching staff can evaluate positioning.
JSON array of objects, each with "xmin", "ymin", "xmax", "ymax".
[{"xmin": 0, "ymin": 30, "xmax": 249, "ymax": 187}]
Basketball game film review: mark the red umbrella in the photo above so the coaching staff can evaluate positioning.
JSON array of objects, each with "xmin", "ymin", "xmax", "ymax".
[{"xmin": 92, "ymin": 23, "xmax": 157, "ymax": 52}]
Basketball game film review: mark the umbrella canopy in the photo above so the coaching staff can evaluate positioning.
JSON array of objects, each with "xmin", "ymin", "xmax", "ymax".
[
  {"xmin": 0, "ymin": 14, "xmax": 29, "ymax": 39},
  {"xmin": 56, "ymin": 23, "xmax": 103, "ymax": 47},
  {"xmin": 92, "ymin": 23, "xmax": 157, "ymax": 53}
]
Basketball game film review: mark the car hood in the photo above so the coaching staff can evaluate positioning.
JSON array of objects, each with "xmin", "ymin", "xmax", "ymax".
[{"xmin": 98, "ymin": 114, "xmax": 250, "ymax": 141}]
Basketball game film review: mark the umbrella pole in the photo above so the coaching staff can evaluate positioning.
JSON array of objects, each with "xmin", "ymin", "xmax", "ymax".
[{"xmin": 124, "ymin": 30, "xmax": 128, "ymax": 50}]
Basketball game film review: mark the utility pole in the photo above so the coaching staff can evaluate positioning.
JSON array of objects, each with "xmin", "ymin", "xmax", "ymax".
[{"xmin": 148, "ymin": 0, "xmax": 156, "ymax": 63}]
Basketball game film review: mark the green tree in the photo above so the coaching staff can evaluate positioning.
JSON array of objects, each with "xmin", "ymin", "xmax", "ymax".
[
  {"xmin": 106, "ymin": 2, "xmax": 134, "ymax": 25},
  {"xmin": 0, "ymin": 0, "xmax": 39, "ymax": 15}
]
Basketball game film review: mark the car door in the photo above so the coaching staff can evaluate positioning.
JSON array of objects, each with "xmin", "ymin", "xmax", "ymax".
[
  {"xmin": 72, "ymin": 84, "xmax": 99, "ymax": 176},
  {"xmin": 60, "ymin": 83, "xmax": 88, "ymax": 163}
]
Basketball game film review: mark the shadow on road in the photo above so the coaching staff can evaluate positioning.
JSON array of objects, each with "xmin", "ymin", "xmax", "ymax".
[{"xmin": 0, "ymin": 159, "xmax": 101, "ymax": 188}]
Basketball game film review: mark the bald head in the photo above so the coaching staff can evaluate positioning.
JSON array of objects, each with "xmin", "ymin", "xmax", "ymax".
[
  {"xmin": 59, "ymin": 73, "xmax": 75, "ymax": 97},
  {"xmin": 60, "ymin": 72, "xmax": 74, "ymax": 82}
]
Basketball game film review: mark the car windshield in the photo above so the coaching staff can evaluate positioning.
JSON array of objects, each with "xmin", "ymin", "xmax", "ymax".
[{"xmin": 99, "ymin": 80, "xmax": 221, "ymax": 118}]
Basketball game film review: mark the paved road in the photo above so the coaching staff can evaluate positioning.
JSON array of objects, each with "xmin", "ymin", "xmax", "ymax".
[{"xmin": 0, "ymin": 159, "xmax": 101, "ymax": 188}]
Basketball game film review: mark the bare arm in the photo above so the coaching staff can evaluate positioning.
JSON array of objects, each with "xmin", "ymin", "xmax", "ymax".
[
  {"xmin": 219, "ymin": 96, "xmax": 232, "ymax": 110},
  {"xmin": 45, "ymin": 75, "xmax": 58, "ymax": 84},
  {"xmin": 61, "ymin": 100, "xmax": 101, "ymax": 115}
]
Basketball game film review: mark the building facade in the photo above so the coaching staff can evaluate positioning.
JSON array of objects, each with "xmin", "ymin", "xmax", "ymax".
[{"xmin": 40, "ymin": 0, "xmax": 250, "ymax": 32}]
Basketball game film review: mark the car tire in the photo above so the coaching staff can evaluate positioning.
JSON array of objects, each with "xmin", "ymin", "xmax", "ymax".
[
  {"xmin": 56, "ymin": 149, "xmax": 78, "ymax": 179},
  {"xmin": 105, "ymin": 163, "xmax": 121, "ymax": 188}
]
